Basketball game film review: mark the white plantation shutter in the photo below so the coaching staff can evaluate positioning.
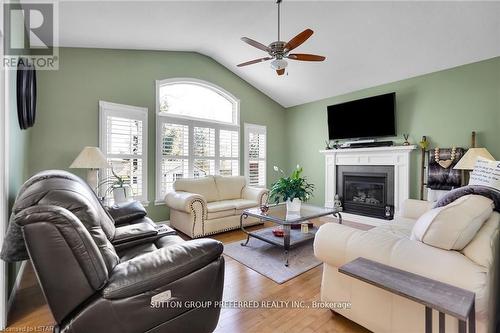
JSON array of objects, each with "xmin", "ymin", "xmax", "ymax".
[
  {"xmin": 99, "ymin": 101, "xmax": 148, "ymax": 202},
  {"xmin": 219, "ymin": 129, "xmax": 239, "ymax": 176},
  {"xmin": 159, "ymin": 122, "xmax": 189, "ymax": 197},
  {"xmin": 245, "ymin": 124, "xmax": 267, "ymax": 187},
  {"xmin": 156, "ymin": 117, "xmax": 240, "ymax": 201},
  {"xmin": 193, "ymin": 126, "xmax": 216, "ymax": 178}
]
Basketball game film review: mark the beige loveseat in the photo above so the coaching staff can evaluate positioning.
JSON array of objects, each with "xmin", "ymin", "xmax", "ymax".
[
  {"xmin": 165, "ymin": 175, "xmax": 269, "ymax": 238},
  {"xmin": 314, "ymin": 198, "xmax": 499, "ymax": 333}
]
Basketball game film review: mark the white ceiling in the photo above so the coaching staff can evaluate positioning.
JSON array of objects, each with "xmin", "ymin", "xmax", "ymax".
[{"xmin": 57, "ymin": 1, "xmax": 500, "ymax": 107}]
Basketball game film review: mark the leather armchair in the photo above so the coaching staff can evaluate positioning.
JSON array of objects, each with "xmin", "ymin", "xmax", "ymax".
[{"xmin": 10, "ymin": 170, "xmax": 225, "ymax": 333}]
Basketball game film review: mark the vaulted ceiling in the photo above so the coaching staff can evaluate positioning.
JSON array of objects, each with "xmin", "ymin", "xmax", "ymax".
[{"xmin": 57, "ymin": 1, "xmax": 500, "ymax": 107}]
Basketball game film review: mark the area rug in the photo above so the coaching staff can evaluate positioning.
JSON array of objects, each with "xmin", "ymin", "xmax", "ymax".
[{"xmin": 223, "ymin": 237, "xmax": 321, "ymax": 284}]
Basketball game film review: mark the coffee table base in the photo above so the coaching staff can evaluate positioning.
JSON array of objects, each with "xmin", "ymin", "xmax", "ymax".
[
  {"xmin": 239, "ymin": 206, "xmax": 342, "ymax": 267},
  {"xmin": 240, "ymin": 215, "xmax": 319, "ymax": 267}
]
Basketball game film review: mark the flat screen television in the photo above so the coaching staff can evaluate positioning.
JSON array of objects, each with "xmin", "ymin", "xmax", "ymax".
[{"xmin": 327, "ymin": 92, "xmax": 396, "ymax": 140}]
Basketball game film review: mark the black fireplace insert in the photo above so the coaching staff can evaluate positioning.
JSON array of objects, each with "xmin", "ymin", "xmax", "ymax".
[{"xmin": 337, "ymin": 165, "xmax": 395, "ymax": 219}]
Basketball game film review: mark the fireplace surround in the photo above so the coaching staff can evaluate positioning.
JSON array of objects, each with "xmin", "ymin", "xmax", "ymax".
[
  {"xmin": 321, "ymin": 145, "xmax": 416, "ymax": 225},
  {"xmin": 337, "ymin": 165, "xmax": 395, "ymax": 219}
]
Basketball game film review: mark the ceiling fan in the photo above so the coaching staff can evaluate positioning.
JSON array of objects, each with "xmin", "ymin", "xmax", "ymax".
[{"xmin": 237, "ymin": 0, "xmax": 326, "ymax": 76}]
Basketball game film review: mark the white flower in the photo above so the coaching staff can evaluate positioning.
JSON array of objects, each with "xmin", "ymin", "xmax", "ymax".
[
  {"xmin": 296, "ymin": 164, "xmax": 300, "ymax": 169},
  {"xmin": 273, "ymin": 166, "xmax": 279, "ymax": 172}
]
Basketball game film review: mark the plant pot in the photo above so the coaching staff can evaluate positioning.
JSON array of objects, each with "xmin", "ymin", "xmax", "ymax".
[
  {"xmin": 286, "ymin": 198, "xmax": 302, "ymax": 212},
  {"xmin": 112, "ymin": 185, "xmax": 132, "ymax": 203}
]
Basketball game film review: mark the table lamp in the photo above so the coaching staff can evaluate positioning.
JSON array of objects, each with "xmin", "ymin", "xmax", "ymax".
[
  {"xmin": 70, "ymin": 146, "xmax": 109, "ymax": 192},
  {"xmin": 454, "ymin": 132, "xmax": 495, "ymax": 184},
  {"xmin": 454, "ymin": 148, "xmax": 495, "ymax": 171}
]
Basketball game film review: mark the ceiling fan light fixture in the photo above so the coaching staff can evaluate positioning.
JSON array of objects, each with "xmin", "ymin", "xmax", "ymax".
[
  {"xmin": 270, "ymin": 58, "xmax": 287, "ymax": 70},
  {"xmin": 238, "ymin": 0, "xmax": 325, "ymax": 74}
]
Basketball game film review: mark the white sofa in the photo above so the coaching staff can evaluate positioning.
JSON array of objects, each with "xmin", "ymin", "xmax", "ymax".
[
  {"xmin": 165, "ymin": 175, "xmax": 269, "ymax": 238},
  {"xmin": 314, "ymin": 199, "xmax": 499, "ymax": 333}
]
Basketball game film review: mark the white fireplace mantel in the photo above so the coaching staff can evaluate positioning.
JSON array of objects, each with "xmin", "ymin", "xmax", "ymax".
[{"xmin": 320, "ymin": 145, "xmax": 416, "ymax": 225}]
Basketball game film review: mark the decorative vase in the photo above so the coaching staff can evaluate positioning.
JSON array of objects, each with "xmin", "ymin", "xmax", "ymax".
[
  {"xmin": 112, "ymin": 185, "xmax": 132, "ymax": 203},
  {"xmin": 286, "ymin": 198, "xmax": 302, "ymax": 212}
]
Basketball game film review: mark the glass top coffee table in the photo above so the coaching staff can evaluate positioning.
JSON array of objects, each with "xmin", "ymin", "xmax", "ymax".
[{"xmin": 240, "ymin": 204, "xmax": 342, "ymax": 267}]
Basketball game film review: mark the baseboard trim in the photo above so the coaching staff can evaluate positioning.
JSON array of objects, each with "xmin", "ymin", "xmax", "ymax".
[
  {"xmin": 7, "ymin": 260, "xmax": 27, "ymax": 316},
  {"xmin": 156, "ymin": 220, "xmax": 170, "ymax": 226}
]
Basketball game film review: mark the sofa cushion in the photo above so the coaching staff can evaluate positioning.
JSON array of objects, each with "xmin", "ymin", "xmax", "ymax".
[
  {"xmin": 207, "ymin": 200, "xmax": 237, "ymax": 213},
  {"xmin": 214, "ymin": 175, "xmax": 246, "ymax": 200},
  {"xmin": 370, "ymin": 220, "xmax": 414, "ymax": 239},
  {"xmin": 174, "ymin": 176, "xmax": 219, "ymax": 202},
  {"xmin": 411, "ymin": 194, "xmax": 494, "ymax": 250},
  {"xmin": 231, "ymin": 199, "xmax": 259, "ymax": 210}
]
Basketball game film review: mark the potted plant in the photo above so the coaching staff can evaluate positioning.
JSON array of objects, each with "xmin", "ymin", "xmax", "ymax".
[
  {"xmin": 270, "ymin": 165, "xmax": 314, "ymax": 212},
  {"xmin": 98, "ymin": 168, "xmax": 132, "ymax": 203}
]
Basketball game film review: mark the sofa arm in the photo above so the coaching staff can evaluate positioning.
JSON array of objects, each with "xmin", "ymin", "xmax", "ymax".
[
  {"xmin": 165, "ymin": 191, "xmax": 207, "ymax": 213},
  {"xmin": 242, "ymin": 186, "xmax": 269, "ymax": 206},
  {"xmin": 103, "ymin": 239, "xmax": 223, "ymax": 299},
  {"xmin": 314, "ymin": 223, "xmax": 364, "ymax": 268},
  {"xmin": 399, "ymin": 199, "xmax": 433, "ymax": 220},
  {"xmin": 106, "ymin": 201, "xmax": 147, "ymax": 226}
]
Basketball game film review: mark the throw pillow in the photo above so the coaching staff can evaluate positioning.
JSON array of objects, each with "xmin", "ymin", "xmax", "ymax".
[
  {"xmin": 468, "ymin": 157, "xmax": 500, "ymax": 190},
  {"xmin": 411, "ymin": 194, "xmax": 493, "ymax": 250}
]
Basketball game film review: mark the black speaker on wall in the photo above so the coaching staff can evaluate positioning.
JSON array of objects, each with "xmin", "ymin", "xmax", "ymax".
[{"xmin": 16, "ymin": 57, "xmax": 37, "ymax": 130}]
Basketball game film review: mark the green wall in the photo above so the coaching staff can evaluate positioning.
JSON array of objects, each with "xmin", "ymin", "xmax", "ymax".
[
  {"xmin": 31, "ymin": 48, "xmax": 288, "ymax": 221},
  {"xmin": 5, "ymin": 3, "xmax": 31, "ymax": 297},
  {"xmin": 286, "ymin": 56, "xmax": 500, "ymax": 205},
  {"xmin": 7, "ymin": 69, "xmax": 31, "ymax": 297}
]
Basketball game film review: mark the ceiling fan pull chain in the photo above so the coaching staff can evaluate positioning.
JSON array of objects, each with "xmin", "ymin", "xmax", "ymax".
[{"xmin": 277, "ymin": 0, "xmax": 281, "ymax": 42}]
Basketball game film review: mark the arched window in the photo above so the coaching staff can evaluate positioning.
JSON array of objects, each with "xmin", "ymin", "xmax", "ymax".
[{"xmin": 155, "ymin": 78, "xmax": 240, "ymax": 201}]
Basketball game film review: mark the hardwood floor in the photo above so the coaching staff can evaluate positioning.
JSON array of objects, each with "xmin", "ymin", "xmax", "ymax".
[{"xmin": 4, "ymin": 219, "xmax": 370, "ymax": 333}]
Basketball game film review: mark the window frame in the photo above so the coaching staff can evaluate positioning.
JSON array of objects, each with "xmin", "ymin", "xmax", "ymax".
[
  {"xmin": 155, "ymin": 77, "xmax": 240, "ymax": 126},
  {"xmin": 244, "ymin": 123, "xmax": 267, "ymax": 188},
  {"xmin": 155, "ymin": 78, "xmax": 240, "ymax": 204},
  {"xmin": 99, "ymin": 100, "xmax": 149, "ymax": 204}
]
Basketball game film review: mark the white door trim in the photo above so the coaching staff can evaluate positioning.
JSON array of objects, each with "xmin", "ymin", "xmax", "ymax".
[{"xmin": 0, "ymin": 9, "xmax": 9, "ymax": 328}]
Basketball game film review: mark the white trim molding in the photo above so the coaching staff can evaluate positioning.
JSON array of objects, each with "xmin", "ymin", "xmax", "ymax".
[
  {"xmin": 244, "ymin": 123, "xmax": 267, "ymax": 188},
  {"xmin": 99, "ymin": 101, "xmax": 149, "ymax": 203},
  {"xmin": 320, "ymin": 145, "xmax": 416, "ymax": 225},
  {"xmin": 0, "ymin": 19, "xmax": 7, "ymax": 329}
]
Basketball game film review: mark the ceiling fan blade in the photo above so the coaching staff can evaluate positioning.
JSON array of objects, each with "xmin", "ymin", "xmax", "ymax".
[
  {"xmin": 276, "ymin": 68, "xmax": 285, "ymax": 76},
  {"xmin": 241, "ymin": 37, "xmax": 271, "ymax": 52},
  {"xmin": 237, "ymin": 57, "xmax": 273, "ymax": 67},
  {"xmin": 287, "ymin": 53, "xmax": 326, "ymax": 61},
  {"xmin": 285, "ymin": 29, "xmax": 314, "ymax": 51}
]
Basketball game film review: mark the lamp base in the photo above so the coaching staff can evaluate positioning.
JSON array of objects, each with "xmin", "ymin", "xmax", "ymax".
[{"xmin": 86, "ymin": 169, "xmax": 99, "ymax": 193}]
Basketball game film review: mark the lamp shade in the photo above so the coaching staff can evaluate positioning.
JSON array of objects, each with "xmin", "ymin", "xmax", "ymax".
[
  {"xmin": 453, "ymin": 148, "xmax": 495, "ymax": 170},
  {"xmin": 70, "ymin": 146, "xmax": 109, "ymax": 169}
]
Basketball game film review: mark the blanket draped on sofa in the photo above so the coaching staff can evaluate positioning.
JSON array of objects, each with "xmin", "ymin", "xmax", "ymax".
[{"xmin": 434, "ymin": 185, "xmax": 500, "ymax": 212}]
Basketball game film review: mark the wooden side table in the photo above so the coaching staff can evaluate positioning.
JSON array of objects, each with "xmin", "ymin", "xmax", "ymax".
[{"xmin": 339, "ymin": 257, "xmax": 476, "ymax": 333}]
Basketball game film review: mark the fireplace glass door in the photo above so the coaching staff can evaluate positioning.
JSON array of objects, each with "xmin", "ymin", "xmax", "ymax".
[{"xmin": 336, "ymin": 165, "xmax": 395, "ymax": 220}]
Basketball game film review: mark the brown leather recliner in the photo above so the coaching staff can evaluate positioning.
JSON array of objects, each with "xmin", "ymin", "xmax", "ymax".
[{"xmin": 9, "ymin": 170, "xmax": 225, "ymax": 333}]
